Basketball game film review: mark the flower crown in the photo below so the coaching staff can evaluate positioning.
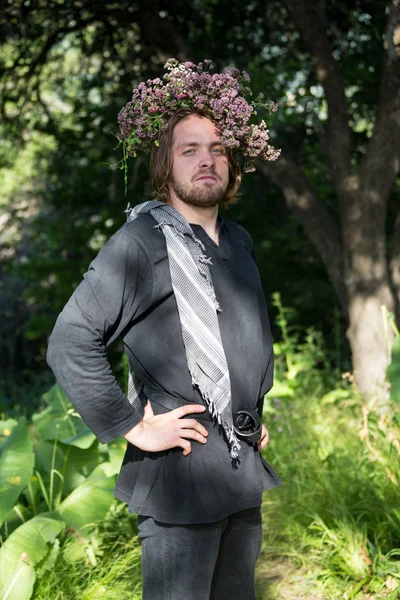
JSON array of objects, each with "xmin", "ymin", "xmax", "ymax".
[{"xmin": 117, "ymin": 59, "xmax": 280, "ymax": 181}]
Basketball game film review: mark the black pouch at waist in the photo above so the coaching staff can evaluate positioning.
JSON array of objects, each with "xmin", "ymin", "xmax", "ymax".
[{"xmin": 233, "ymin": 409, "xmax": 262, "ymax": 445}]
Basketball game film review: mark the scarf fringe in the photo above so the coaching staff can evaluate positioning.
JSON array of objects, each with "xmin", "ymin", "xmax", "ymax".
[
  {"xmin": 199, "ymin": 254, "xmax": 213, "ymax": 266},
  {"xmin": 189, "ymin": 367, "xmax": 241, "ymax": 460}
]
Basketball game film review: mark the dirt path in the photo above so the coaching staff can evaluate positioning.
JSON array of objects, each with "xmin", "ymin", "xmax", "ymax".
[{"xmin": 256, "ymin": 558, "xmax": 326, "ymax": 600}]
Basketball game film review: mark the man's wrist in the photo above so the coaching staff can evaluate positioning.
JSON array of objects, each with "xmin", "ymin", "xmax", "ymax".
[{"xmin": 123, "ymin": 419, "xmax": 144, "ymax": 440}]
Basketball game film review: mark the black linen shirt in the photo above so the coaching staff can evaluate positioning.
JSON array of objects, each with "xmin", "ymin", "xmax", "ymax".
[{"xmin": 47, "ymin": 213, "xmax": 281, "ymax": 524}]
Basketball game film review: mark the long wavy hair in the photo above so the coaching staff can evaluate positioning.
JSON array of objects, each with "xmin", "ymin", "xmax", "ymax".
[{"xmin": 150, "ymin": 108, "xmax": 241, "ymax": 210}]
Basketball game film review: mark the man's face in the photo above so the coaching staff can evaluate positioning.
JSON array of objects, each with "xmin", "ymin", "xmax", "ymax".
[{"xmin": 169, "ymin": 114, "xmax": 230, "ymax": 208}]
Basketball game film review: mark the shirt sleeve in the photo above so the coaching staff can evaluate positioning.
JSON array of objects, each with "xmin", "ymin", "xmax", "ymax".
[{"xmin": 46, "ymin": 228, "xmax": 153, "ymax": 443}]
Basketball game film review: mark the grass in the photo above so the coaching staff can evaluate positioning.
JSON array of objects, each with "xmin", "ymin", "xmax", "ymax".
[
  {"xmin": 257, "ymin": 376, "xmax": 400, "ymax": 598},
  {"xmin": 32, "ymin": 379, "xmax": 400, "ymax": 599},
  {"xmin": 33, "ymin": 503, "xmax": 142, "ymax": 600}
]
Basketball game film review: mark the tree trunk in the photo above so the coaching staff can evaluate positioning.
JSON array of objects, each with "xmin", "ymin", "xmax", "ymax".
[
  {"xmin": 339, "ymin": 178, "xmax": 396, "ymax": 404},
  {"xmin": 346, "ymin": 291, "xmax": 394, "ymax": 406},
  {"xmin": 268, "ymin": 0, "xmax": 400, "ymax": 405}
]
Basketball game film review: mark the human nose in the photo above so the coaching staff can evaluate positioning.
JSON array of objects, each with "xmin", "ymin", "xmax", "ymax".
[{"xmin": 198, "ymin": 149, "xmax": 215, "ymax": 169}]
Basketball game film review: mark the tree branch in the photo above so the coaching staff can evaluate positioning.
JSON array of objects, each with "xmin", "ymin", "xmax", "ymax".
[
  {"xmin": 285, "ymin": 0, "xmax": 352, "ymax": 183},
  {"xmin": 135, "ymin": 4, "xmax": 190, "ymax": 63},
  {"xmin": 257, "ymin": 155, "xmax": 347, "ymax": 314},
  {"xmin": 359, "ymin": 0, "xmax": 400, "ymax": 199},
  {"xmin": 0, "ymin": 5, "xmax": 128, "ymax": 107}
]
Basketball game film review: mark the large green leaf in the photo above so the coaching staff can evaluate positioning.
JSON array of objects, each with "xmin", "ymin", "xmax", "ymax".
[
  {"xmin": 387, "ymin": 336, "xmax": 400, "ymax": 408},
  {"xmin": 103, "ymin": 437, "xmax": 127, "ymax": 477},
  {"xmin": 33, "ymin": 439, "xmax": 107, "ymax": 499},
  {"xmin": 0, "ymin": 514, "xmax": 64, "ymax": 600},
  {"xmin": 32, "ymin": 383, "xmax": 95, "ymax": 449},
  {"xmin": 0, "ymin": 420, "xmax": 34, "ymax": 528},
  {"xmin": 0, "ymin": 504, "xmax": 32, "ymax": 541},
  {"xmin": 61, "ymin": 443, "xmax": 108, "ymax": 495},
  {"xmin": 0, "ymin": 420, "xmax": 18, "ymax": 447},
  {"xmin": 33, "ymin": 440, "xmax": 65, "ymax": 476},
  {"xmin": 56, "ymin": 464, "xmax": 115, "ymax": 535}
]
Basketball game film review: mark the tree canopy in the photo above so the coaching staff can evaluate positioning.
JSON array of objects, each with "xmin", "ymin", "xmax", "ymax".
[{"xmin": 1, "ymin": 0, "xmax": 399, "ymax": 399}]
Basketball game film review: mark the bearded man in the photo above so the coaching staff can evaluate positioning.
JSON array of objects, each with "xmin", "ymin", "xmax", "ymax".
[{"xmin": 47, "ymin": 60, "xmax": 282, "ymax": 600}]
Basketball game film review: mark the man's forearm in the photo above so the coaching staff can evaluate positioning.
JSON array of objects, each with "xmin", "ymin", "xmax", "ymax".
[{"xmin": 47, "ymin": 299, "xmax": 142, "ymax": 444}]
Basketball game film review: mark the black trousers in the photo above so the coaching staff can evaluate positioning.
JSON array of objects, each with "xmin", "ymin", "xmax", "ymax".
[{"xmin": 137, "ymin": 506, "xmax": 262, "ymax": 600}]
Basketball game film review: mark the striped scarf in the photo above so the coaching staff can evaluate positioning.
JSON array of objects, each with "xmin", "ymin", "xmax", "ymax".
[{"xmin": 125, "ymin": 200, "xmax": 241, "ymax": 459}]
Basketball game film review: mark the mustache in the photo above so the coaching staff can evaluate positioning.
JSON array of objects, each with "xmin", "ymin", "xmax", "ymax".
[{"xmin": 192, "ymin": 170, "xmax": 220, "ymax": 182}]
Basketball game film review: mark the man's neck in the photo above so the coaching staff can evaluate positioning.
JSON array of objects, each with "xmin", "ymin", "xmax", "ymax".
[{"xmin": 168, "ymin": 195, "xmax": 220, "ymax": 245}]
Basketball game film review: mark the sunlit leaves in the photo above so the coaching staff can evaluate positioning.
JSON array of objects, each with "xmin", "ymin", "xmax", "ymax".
[
  {"xmin": 0, "ymin": 420, "xmax": 34, "ymax": 527},
  {"xmin": 32, "ymin": 383, "xmax": 96, "ymax": 449},
  {"xmin": 0, "ymin": 515, "xmax": 64, "ymax": 600}
]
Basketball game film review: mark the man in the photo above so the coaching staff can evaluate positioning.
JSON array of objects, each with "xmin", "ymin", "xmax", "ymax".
[{"xmin": 47, "ymin": 60, "xmax": 281, "ymax": 600}]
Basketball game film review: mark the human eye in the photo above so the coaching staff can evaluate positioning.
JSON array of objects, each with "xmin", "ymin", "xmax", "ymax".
[
  {"xmin": 212, "ymin": 147, "xmax": 224, "ymax": 154},
  {"xmin": 183, "ymin": 148, "xmax": 195, "ymax": 155}
]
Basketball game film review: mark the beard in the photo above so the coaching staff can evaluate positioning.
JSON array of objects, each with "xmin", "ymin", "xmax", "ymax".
[{"xmin": 171, "ymin": 173, "xmax": 227, "ymax": 208}]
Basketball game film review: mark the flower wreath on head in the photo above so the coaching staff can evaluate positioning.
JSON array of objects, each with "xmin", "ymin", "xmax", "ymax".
[{"xmin": 117, "ymin": 58, "xmax": 281, "ymax": 186}]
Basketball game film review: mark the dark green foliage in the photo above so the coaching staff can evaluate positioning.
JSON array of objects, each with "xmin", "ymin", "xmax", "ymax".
[{"xmin": 4, "ymin": 0, "xmax": 393, "ymax": 382}]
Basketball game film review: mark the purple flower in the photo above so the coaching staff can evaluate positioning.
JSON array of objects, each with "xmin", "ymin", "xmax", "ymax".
[{"xmin": 117, "ymin": 59, "xmax": 281, "ymax": 171}]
